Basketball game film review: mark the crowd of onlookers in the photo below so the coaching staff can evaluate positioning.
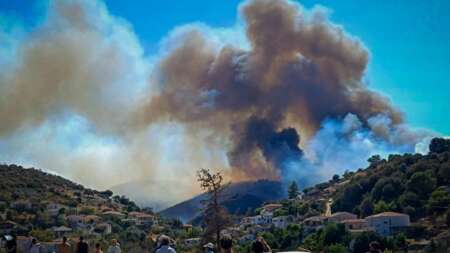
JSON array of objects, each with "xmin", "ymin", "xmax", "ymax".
[
  {"xmin": 2, "ymin": 233, "xmax": 384, "ymax": 253},
  {"xmin": 2, "ymin": 235, "xmax": 122, "ymax": 253}
]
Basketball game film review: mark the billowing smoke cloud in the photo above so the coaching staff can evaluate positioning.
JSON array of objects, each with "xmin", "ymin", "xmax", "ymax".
[
  {"xmin": 138, "ymin": 0, "xmax": 420, "ymax": 181},
  {"xmin": 0, "ymin": 0, "xmax": 435, "ymax": 206}
]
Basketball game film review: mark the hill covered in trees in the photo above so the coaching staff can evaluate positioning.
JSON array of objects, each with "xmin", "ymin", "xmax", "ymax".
[
  {"xmin": 331, "ymin": 138, "xmax": 450, "ymax": 220},
  {"xmin": 160, "ymin": 180, "xmax": 285, "ymax": 223}
]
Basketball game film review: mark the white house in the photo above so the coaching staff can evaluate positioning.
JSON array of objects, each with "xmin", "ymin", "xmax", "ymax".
[
  {"xmin": 128, "ymin": 212, "xmax": 156, "ymax": 226},
  {"xmin": 241, "ymin": 214, "xmax": 272, "ymax": 226},
  {"xmin": 365, "ymin": 212, "xmax": 410, "ymax": 236}
]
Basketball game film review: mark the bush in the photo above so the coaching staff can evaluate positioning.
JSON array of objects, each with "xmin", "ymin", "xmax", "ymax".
[
  {"xmin": 328, "ymin": 243, "xmax": 349, "ymax": 253},
  {"xmin": 30, "ymin": 229, "xmax": 54, "ymax": 242},
  {"xmin": 429, "ymin": 138, "xmax": 450, "ymax": 154},
  {"xmin": 407, "ymin": 172, "xmax": 436, "ymax": 198},
  {"xmin": 79, "ymin": 207, "xmax": 95, "ymax": 215}
]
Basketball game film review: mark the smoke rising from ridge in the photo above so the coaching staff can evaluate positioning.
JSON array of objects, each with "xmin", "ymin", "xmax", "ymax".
[
  {"xmin": 139, "ymin": 0, "xmax": 419, "ymax": 181},
  {"xmin": 0, "ymin": 0, "xmax": 434, "ymax": 205}
]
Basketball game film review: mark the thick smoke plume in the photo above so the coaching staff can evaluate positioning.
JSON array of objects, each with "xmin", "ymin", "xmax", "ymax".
[
  {"xmin": 0, "ymin": 0, "xmax": 433, "ymax": 206},
  {"xmin": 139, "ymin": 0, "xmax": 418, "ymax": 181}
]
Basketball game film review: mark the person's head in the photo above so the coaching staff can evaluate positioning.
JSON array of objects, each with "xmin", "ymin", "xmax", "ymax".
[
  {"xmin": 62, "ymin": 236, "xmax": 67, "ymax": 243},
  {"xmin": 95, "ymin": 243, "xmax": 101, "ymax": 249},
  {"xmin": 32, "ymin": 238, "xmax": 37, "ymax": 245},
  {"xmin": 369, "ymin": 241, "xmax": 381, "ymax": 251},
  {"xmin": 159, "ymin": 235, "xmax": 170, "ymax": 246},
  {"xmin": 203, "ymin": 242, "xmax": 214, "ymax": 252},
  {"xmin": 111, "ymin": 239, "xmax": 117, "ymax": 246},
  {"xmin": 220, "ymin": 235, "xmax": 233, "ymax": 251},
  {"xmin": 79, "ymin": 236, "xmax": 84, "ymax": 242},
  {"xmin": 252, "ymin": 240, "xmax": 264, "ymax": 253}
]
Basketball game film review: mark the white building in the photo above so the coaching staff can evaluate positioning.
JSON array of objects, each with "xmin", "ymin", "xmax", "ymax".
[
  {"xmin": 128, "ymin": 212, "xmax": 156, "ymax": 226},
  {"xmin": 241, "ymin": 214, "xmax": 272, "ymax": 226},
  {"xmin": 365, "ymin": 212, "xmax": 410, "ymax": 236}
]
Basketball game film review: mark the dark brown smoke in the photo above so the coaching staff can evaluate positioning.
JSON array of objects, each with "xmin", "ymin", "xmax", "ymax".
[{"xmin": 139, "ymin": 0, "xmax": 403, "ymax": 180}]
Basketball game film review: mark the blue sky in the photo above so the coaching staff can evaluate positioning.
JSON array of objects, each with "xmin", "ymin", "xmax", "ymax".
[{"xmin": 1, "ymin": 0, "xmax": 449, "ymax": 135}]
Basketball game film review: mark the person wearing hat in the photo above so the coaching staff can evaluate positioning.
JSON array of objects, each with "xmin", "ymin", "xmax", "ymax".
[
  {"xmin": 203, "ymin": 242, "xmax": 215, "ymax": 253},
  {"xmin": 5, "ymin": 235, "xmax": 17, "ymax": 253},
  {"xmin": 155, "ymin": 235, "xmax": 176, "ymax": 253}
]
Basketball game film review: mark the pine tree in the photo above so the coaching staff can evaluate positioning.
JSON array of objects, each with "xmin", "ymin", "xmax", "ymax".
[
  {"xmin": 197, "ymin": 169, "xmax": 231, "ymax": 249},
  {"xmin": 288, "ymin": 181, "xmax": 299, "ymax": 199}
]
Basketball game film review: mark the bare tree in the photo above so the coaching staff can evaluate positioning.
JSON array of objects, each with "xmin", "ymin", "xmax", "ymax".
[{"xmin": 197, "ymin": 168, "xmax": 231, "ymax": 249}]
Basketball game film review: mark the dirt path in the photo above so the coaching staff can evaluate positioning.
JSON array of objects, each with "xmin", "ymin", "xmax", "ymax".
[{"xmin": 325, "ymin": 198, "xmax": 333, "ymax": 216}]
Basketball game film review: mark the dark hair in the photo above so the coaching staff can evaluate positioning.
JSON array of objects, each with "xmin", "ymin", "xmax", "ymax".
[
  {"xmin": 220, "ymin": 235, "xmax": 233, "ymax": 250},
  {"xmin": 32, "ymin": 238, "xmax": 37, "ymax": 244},
  {"xmin": 369, "ymin": 241, "xmax": 381, "ymax": 250},
  {"xmin": 252, "ymin": 240, "xmax": 264, "ymax": 253},
  {"xmin": 63, "ymin": 236, "xmax": 67, "ymax": 242},
  {"xmin": 96, "ymin": 243, "xmax": 101, "ymax": 248},
  {"xmin": 79, "ymin": 236, "xmax": 84, "ymax": 241},
  {"xmin": 160, "ymin": 236, "xmax": 170, "ymax": 246}
]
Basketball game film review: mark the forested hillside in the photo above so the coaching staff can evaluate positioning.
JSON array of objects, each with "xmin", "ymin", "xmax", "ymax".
[{"xmin": 332, "ymin": 137, "xmax": 450, "ymax": 225}]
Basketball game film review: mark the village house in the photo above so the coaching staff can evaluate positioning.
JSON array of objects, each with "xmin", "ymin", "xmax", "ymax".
[
  {"xmin": 101, "ymin": 210, "xmax": 125, "ymax": 219},
  {"xmin": 340, "ymin": 219, "xmax": 371, "ymax": 233},
  {"xmin": 183, "ymin": 224, "xmax": 193, "ymax": 233},
  {"xmin": 52, "ymin": 226, "xmax": 72, "ymax": 237},
  {"xmin": 94, "ymin": 223, "xmax": 112, "ymax": 235},
  {"xmin": 83, "ymin": 215, "xmax": 102, "ymax": 224},
  {"xmin": 261, "ymin": 203, "xmax": 282, "ymax": 215},
  {"xmin": 272, "ymin": 215, "xmax": 294, "ymax": 229},
  {"xmin": 46, "ymin": 203, "xmax": 67, "ymax": 217},
  {"xmin": 241, "ymin": 214, "xmax": 272, "ymax": 226},
  {"xmin": 128, "ymin": 211, "xmax": 156, "ymax": 226},
  {"xmin": 365, "ymin": 212, "xmax": 410, "ymax": 236},
  {"xmin": 10, "ymin": 200, "xmax": 32, "ymax": 210},
  {"xmin": 303, "ymin": 216, "xmax": 327, "ymax": 232},
  {"xmin": 326, "ymin": 212, "xmax": 357, "ymax": 223},
  {"xmin": 246, "ymin": 225, "xmax": 268, "ymax": 235}
]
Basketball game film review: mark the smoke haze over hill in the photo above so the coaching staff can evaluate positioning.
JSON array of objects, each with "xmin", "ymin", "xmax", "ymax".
[{"xmin": 0, "ymin": 0, "xmax": 434, "ymax": 205}]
